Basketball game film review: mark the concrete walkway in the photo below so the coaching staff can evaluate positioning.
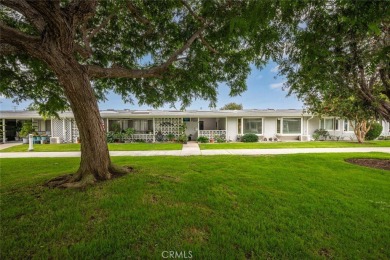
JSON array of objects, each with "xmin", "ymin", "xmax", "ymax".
[
  {"xmin": 1, "ymin": 146, "xmax": 389, "ymax": 158},
  {"xmin": 0, "ymin": 142, "xmax": 23, "ymax": 150}
]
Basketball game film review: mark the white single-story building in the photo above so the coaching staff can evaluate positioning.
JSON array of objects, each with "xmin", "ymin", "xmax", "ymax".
[{"xmin": 1, "ymin": 109, "xmax": 389, "ymax": 143}]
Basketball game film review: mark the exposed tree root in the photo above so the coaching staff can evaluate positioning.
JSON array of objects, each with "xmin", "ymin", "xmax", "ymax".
[{"xmin": 44, "ymin": 164, "xmax": 134, "ymax": 189}]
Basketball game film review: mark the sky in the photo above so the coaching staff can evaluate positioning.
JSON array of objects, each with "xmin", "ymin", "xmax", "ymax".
[{"xmin": 0, "ymin": 61, "xmax": 303, "ymax": 111}]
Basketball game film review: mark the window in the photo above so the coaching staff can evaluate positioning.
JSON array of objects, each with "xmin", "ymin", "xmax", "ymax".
[
  {"xmin": 45, "ymin": 120, "xmax": 51, "ymax": 132},
  {"xmin": 343, "ymin": 119, "xmax": 355, "ymax": 132},
  {"xmin": 282, "ymin": 118, "xmax": 301, "ymax": 134},
  {"xmin": 277, "ymin": 119, "xmax": 281, "ymax": 134},
  {"xmin": 320, "ymin": 118, "xmax": 338, "ymax": 130},
  {"xmin": 237, "ymin": 118, "xmax": 242, "ymax": 134},
  {"xmin": 243, "ymin": 118, "xmax": 262, "ymax": 134}
]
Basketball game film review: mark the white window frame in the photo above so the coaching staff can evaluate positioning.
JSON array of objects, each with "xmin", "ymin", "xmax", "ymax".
[
  {"xmin": 343, "ymin": 119, "xmax": 355, "ymax": 132},
  {"xmin": 320, "ymin": 118, "xmax": 339, "ymax": 131},
  {"xmin": 277, "ymin": 117, "xmax": 302, "ymax": 135},
  {"xmin": 242, "ymin": 117, "xmax": 263, "ymax": 135}
]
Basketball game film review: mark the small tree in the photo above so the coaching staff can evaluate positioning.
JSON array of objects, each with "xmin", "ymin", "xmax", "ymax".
[{"xmin": 220, "ymin": 103, "xmax": 243, "ymax": 110}]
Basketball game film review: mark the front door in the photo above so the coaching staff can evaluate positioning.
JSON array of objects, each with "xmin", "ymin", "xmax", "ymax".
[{"xmin": 199, "ymin": 121, "xmax": 204, "ymax": 130}]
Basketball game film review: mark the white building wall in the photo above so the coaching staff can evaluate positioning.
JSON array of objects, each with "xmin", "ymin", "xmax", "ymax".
[
  {"xmin": 307, "ymin": 117, "xmax": 320, "ymax": 136},
  {"xmin": 263, "ymin": 117, "xmax": 276, "ymax": 139},
  {"xmin": 226, "ymin": 118, "xmax": 238, "ymax": 141}
]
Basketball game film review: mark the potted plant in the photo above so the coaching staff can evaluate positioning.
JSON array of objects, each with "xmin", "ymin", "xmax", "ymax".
[{"xmin": 19, "ymin": 122, "xmax": 34, "ymax": 144}]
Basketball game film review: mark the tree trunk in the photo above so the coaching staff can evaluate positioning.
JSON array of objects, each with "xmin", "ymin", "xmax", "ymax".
[{"xmin": 44, "ymin": 53, "xmax": 127, "ymax": 188}]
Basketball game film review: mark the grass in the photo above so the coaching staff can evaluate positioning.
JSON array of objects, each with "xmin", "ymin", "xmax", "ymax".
[
  {"xmin": 0, "ymin": 142, "xmax": 182, "ymax": 152},
  {"xmin": 200, "ymin": 140, "xmax": 390, "ymax": 149},
  {"xmin": 1, "ymin": 153, "xmax": 389, "ymax": 259}
]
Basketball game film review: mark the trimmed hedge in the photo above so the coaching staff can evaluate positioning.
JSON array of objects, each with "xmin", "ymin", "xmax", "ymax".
[
  {"xmin": 241, "ymin": 133, "xmax": 259, "ymax": 142},
  {"xmin": 366, "ymin": 122, "xmax": 383, "ymax": 140}
]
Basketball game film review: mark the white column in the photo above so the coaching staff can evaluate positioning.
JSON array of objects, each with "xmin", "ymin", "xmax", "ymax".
[
  {"xmin": 225, "ymin": 117, "xmax": 228, "ymax": 141},
  {"xmin": 106, "ymin": 118, "xmax": 109, "ymax": 133},
  {"xmin": 152, "ymin": 118, "xmax": 155, "ymax": 142},
  {"xmin": 28, "ymin": 134, "xmax": 34, "ymax": 151},
  {"xmin": 241, "ymin": 117, "xmax": 244, "ymax": 135},
  {"xmin": 62, "ymin": 118, "xmax": 66, "ymax": 143},
  {"xmin": 51, "ymin": 118, "xmax": 54, "ymax": 136},
  {"xmin": 2, "ymin": 118, "xmax": 5, "ymax": 144}
]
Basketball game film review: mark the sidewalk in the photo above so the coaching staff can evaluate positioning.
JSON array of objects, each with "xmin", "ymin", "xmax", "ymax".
[
  {"xmin": 1, "ymin": 145, "xmax": 389, "ymax": 158},
  {"xmin": 0, "ymin": 142, "xmax": 23, "ymax": 151}
]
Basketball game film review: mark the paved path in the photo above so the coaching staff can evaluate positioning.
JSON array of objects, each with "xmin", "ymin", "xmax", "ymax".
[
  {"xmin": 1, "ymin": 146, "xmax": 389, "ymax": 158},
  {"xmin": 0, "ymin": 142, "xmax": 23, "ymax": 150}
]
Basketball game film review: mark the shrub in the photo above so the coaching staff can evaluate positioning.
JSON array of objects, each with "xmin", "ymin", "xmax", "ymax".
[
  {"xmin": 166, "ymin": 133, "xmax": 175, "ymax": 141},
  {"xmin": 106, "ymin": 131, "xmax": 116, "ymax": 143},
  {"xmin": 197, "ymin": 136, "xmax": 209, "ymax": 143},
  {"xmin": 19, "ymin": 122, "xmax": 35, "ymax": 138},
  {"xmin": 241, "ymin": 133, "xmax": 258, "ymax": 142},
  {"xmin": 215, "ymin": 135, "xmax": 226, "ymax": 143},
  {"xmin": 177, "ymin": 134, "xmax": 187, "ymax": 144},
  {"xmin": 366, "ymin": 122, "xmax": 383, "ymax": 140},
  {"xmin": 313, "ymin": 129, "xmax": 329, "ymax": 141}
]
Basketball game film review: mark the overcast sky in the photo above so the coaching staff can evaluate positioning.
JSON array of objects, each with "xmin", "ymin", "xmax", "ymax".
[{"xmin": 0, "ymin": 61, "xmax": 303, "ymax": 111}]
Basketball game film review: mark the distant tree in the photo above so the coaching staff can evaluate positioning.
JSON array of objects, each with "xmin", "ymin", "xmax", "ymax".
[
  {"xmin": 278, "ymin": 0, "xmax": 390, "ymax": 121},
  {"xmin": 0, "ymin": 0, "xmax": 294, "ymax": 188},
  {"xmin": 220, "ymin": 102, "xmax": 243, "ymax": 110}
]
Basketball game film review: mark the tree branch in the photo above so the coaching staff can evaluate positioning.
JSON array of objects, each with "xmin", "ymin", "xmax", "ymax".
[
  {"xmin": 66, "ymin": 0, "xmax": 97, "ymax": 25},
  {"xmin": 181, "ymin": 0, "xmax": 218, "ymax": 54},
  {"xmin": 0, "ymin": 22, "xmax": 42, "ymax": 57},
  {"xmin": 80, "ymin": 13, "xmax": 114, "ymax": 56},
  {"xmin": 181, "ymin": 0, "xmax": 206, "ymax": 24},
  {"xmin": 86, "ymin": 27, "xmax": 205, "ymax": 79},
  {"xmin": 199, "ymin": 34, "xmax": 219, "ymax": 54},
  {"xmin": 126, "ymin": 1, "xmax": 152, "ymax": 27},
  {"xmin": 0, "ymin": 0, "xmax": 46, "ymax": 32},
  {"xmin": 0, "ymin": 43, "xmax": 21, "ymax": 55}
]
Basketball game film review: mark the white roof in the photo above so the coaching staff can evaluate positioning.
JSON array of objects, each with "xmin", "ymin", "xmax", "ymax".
[{"xmin": 0, "ymin": 109, "xmax": 311, "ymax": 119}]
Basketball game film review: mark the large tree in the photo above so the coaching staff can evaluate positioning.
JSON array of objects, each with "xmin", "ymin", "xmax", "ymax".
[
  {"xmin": 0, "ymin": 0, "xmax": 292, "ymax": 187},
  {"xmin": 278, "ymin": 0, "xmax": 390, "ymax": 120}
]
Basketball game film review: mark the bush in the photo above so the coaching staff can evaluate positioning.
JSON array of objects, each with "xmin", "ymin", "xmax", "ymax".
[
  {"xmin": 215, "ymin": 135, "xmax": 226, "ymax": 143},
  {"xmin": 166, "ymin": 133, "xmax": 175, "ymax": 141},
  {"xmin": 19, "ymin": 122, "xmax": 35, "ymax": 138},
  {"xmin": 241, "ymin": 133, "xmax": 258, "ymax": 142},
  {"xmin": 197, "ymin": 136, "xmax": 209, "ymax": 143},
  {"xmin": 313, "ymin": 129, "xmax": 329, "ymax": 141},
  {"xmin": 106, "ymin": 131, "xmax": 116, "ymax": 143},
  {"xmin": 366, "ymin": 122, "xmax": 383, "ymax": 140},
  {"xmin": 177, "ymin": 134, "xmax": 187, "ymax": 144}
]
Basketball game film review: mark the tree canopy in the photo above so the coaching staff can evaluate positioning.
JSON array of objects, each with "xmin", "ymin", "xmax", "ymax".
[
  {"xmin": 0, "ymin": 0, "xmax": 296, "ymax": 114},
  {"xmin": 278, "ymin": 0, "xmax": 390, "ymax": 120},
  {"xmin": 220, "ymin": 102, "xmax": 243, "ymax": 110}
]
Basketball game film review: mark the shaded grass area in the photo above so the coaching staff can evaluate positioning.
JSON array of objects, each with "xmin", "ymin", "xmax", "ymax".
[
  {"xmin": 1, "ymin": 153, "xmax": 390, "ymax": 259},
  {"xmin": 0, "ymin": 143, "xmax": 182, "ymax": 152},
  {"xmin": 200, "ymin": 140, "xmax": 390, "ymax": 150}
]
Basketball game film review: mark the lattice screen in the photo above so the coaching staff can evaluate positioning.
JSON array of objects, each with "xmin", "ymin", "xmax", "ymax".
[
  {"xmin": 154, "ymin": 118, "xmax": 182, "ymax": 137},
  {"xmin": 52, "ymin": 118, "xmax": 63, "ymax": 142}
]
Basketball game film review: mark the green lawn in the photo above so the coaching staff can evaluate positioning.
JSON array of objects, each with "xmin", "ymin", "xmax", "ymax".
[
  {"xmin": 200, "ymin": 140, "xmax": 390, "ymax": 149},
  {"xmin": 0, "ymin": 142, "xmax": 182, "ymax": 152},
  {"xmin": 1, "ymin": 153, "xmax": 389, "ymax": 259}
]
